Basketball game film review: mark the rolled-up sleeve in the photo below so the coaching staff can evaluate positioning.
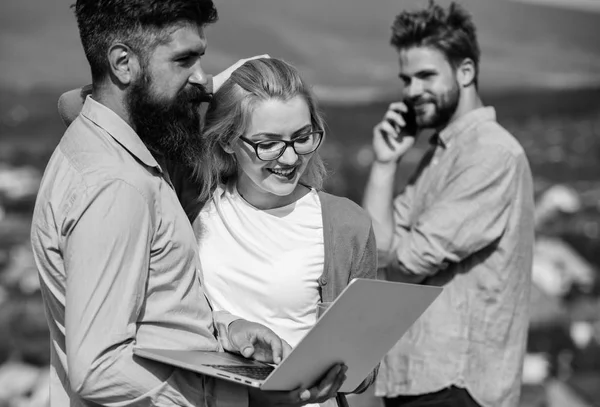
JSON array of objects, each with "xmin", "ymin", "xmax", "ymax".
[
  {"xmin": 377, "ymin": 183, "xmax": 415, "ymax": 267},
  {"xmin": 63, "ymin": 179, "xmax": 204, "ymax": 406},
  {"xmin": 391, "ymin": 151, "xmax": 517, "ymax": 277},
  {"xmin": 213, "ymin": 310, "xmax": 243, "ymax": 352}
]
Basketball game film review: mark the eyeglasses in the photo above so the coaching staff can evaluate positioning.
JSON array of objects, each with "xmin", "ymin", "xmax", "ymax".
[{"xmin": 239, "ymin": 130, "xmax": 324, "ymax": 161}]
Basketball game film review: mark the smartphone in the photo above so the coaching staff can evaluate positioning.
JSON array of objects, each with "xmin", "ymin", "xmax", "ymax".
[
  {"xmin": 401, "ymin": 102, "xmax": 418, "ymax": 136},
  {"xmin": 386, "ymin": 102, "xmax": 418, "ymax": 137}
]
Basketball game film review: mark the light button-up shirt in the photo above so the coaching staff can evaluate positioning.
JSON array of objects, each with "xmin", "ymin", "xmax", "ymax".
[
  {"xmin": 31, "ymin": 96, "xmax": 241, "ymax": 407},
  {"xmin": 376, "ymin": 107, "xmax": 535, "ymax": 407}
]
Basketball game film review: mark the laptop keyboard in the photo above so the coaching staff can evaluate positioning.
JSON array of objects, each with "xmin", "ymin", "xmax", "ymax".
[{"xmin": 205, "ymin": 364, "xmax": 275, "ymax": 380}]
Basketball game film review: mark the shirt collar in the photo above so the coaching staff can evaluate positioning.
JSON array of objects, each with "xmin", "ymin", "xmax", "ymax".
[
  {"xmin": 80, "ymin": 96, "xmax": 161, "ymax": 170},
  {"xmin": 435, "ymin": 106, "xmax": 496, "ymax": 148}
]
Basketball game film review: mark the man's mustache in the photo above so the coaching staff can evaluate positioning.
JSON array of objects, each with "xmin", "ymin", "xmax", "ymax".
[
  {"xmin": 408, "ymin": 96, "xmax": 435, "ymax": 107},
  {"xmin": 183, "ymin": 85, "xmax": 213, "ymax": 104}
]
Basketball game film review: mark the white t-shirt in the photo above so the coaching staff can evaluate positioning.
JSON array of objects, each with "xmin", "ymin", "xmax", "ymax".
[{"xmin": 195, "ymin": 183, "xmax": 324, "ymax": 348}]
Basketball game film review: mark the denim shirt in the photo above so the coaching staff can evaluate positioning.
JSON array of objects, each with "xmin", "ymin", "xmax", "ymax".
[{"xmin": 375, "ymin": 108, "xmax": 535, "ymax": 407}]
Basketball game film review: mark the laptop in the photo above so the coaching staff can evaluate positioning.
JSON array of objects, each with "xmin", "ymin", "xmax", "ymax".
[{"xmin": 134, "ymin": 278, "xmax": 442, "ymax": 392}]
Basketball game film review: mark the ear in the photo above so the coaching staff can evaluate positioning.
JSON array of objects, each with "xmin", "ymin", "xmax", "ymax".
[
  {"xmin": 220, "ymin": 140, "xmax": 235, "ymax": 154},
  {"xmin": 456, "ymin": 58, "xmax": 476, "ymax": 88},
  {"xmin": 107, "ymin": 43, "xmax": 141, "ymax": 86}
]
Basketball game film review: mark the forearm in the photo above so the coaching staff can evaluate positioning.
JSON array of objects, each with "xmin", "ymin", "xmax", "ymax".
[
  {"xmin": 383, "ymin": 219, "xmax": 453, "ymax": 280},
  {"xmin": 362, "ymin": 161, "xmax": 398, "ymax": 252},
  {"xmin": 386, "ymin": 257, "xmax": 428, "ymax": 284},
  {"xmin": 58, "ymin": 85, "xmax": 91, "ymax": 126},
  {"xmin": 71, "ymin": 342, "xmax": 203, "ymax": 406}
]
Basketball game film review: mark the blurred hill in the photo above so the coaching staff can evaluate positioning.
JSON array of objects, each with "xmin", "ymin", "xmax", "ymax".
[{"xmin": 1, "ymin": 0, "xmax": 599, "ymax": 103}]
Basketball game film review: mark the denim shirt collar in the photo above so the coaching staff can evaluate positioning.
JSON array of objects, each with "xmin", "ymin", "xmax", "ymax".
[
  {"xmin": 435, "ymin": 106, "xmax": 496, "ymax": 148},
  {"xmin": 80, "ymin": 96, "xmax": 163, "ymax": 172}
]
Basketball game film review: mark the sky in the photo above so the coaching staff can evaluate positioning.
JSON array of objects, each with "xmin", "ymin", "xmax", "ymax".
[
  {"xmin": 1, "ymin": 0, "xmax": 599, "ymax": 103},
  {"xmin": 509, "ymin": 0, "xmax": 600, "ymax": 12}
]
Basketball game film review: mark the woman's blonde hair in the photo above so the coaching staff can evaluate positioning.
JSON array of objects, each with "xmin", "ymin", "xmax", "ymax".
[{"xmin": 194, "ymin": 58, "xmax": 327, "ymax": 204}]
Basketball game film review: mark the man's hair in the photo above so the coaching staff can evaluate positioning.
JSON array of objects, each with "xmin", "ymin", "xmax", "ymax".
[
  {"xmin": 195, "ymin": 58, "xmax": 327, "ymax": 204},
  {"xmin": 391, "ymin": 1, "xmax": 480, "ymax": 84},
  {"xmin": 73, "ymin": 0, "xmax": 218, "ymax": 82}
]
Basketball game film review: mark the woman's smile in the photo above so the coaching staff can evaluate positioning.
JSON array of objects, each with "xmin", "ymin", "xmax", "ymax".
[{"xmin": 267, "ymin": 165, "xmax": 298, "ymax": 180}]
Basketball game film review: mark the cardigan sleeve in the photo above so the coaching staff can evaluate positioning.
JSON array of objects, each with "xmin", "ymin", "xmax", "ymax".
[{"xmin": 349, "ymin": 225, "xmax": 378, "ymax": 282}]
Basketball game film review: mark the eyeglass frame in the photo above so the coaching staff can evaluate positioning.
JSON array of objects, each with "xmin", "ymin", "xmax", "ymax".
[{"xmin": 238, "ymin": 130, "xmax": 325, "ymax": 161}]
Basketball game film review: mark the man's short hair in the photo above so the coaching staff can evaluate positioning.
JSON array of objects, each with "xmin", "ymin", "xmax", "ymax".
[
  {"xmin": 73, "ymin": 0, "xmax": 218, "ymax": 82},
  {"xmin": 391, "ymin": 1, "xmax": 480, "ymax": 83}
]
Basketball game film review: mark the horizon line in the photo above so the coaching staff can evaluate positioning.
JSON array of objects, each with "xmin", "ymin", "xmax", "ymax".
[{"xmin": 507, "ymin": 0, "xmax": 600, "ymax": 12}]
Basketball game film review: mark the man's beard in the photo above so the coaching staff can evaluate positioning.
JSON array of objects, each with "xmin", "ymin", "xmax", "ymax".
[
  {"xmin": 126, "ymin": 70, "xmax": 212, "ymax": 168},
  {"xmin": 410, "ymin": 81, "xmax": 460, "ymax": 130}
]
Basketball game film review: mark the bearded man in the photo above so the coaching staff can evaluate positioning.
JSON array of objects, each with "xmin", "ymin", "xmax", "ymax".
[
  {"xmin": 362, "ymin": 2, "xmax": 535, "ymax": 407},
  {"xmin": 30, "ymin": 0, "xmax": 346, "ymax": 406}
]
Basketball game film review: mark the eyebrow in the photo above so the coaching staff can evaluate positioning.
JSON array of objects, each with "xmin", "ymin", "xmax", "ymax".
[
  {"xmin": 399, "ymin": 68, "xmax": 438, "ymax": 79},
  {"xmin": 172, "ymin": 49, "xmax": 205, "ymax": 60},
  {"xmin": 415, "ymin": 68, "xmax": 437, "ymax": 76},
  {"xmin": 249, "ymin": 124, "xmax": 313, "ymax": 139}
]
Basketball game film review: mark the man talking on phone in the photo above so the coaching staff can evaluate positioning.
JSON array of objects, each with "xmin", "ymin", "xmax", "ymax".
[{"xmin": 362, "ymin": 2, "xmax": 535, "ymax": 407}]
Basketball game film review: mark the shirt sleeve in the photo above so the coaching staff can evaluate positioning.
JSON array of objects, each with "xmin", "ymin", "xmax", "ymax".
[
  {"xmin": 377, "ymin": 182, "xmax": 415, "ymax": 267},
  {"xmin": 392, "ymin": 183, "xmax": 415, "ymax": 230},
  {"xmin": 62, "ymin": 179, "xmax": 205, "ymax": 406},
  {"xmin": 212, "ymin": 310, "xmax": 244, "ymax": 352},
  {"xmin": 391, "ymin": 150, "xmax": 518, "ymax": 277}
]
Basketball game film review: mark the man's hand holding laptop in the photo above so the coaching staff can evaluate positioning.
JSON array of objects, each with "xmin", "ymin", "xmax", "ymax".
[{"xmin": 226, "ymin": 319, "xmax": 292, "ymax": 364}]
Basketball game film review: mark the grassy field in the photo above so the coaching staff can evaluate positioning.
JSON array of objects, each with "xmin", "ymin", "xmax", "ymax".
[{"xmin": 2, "ymin": 84, "xmax": 600, "ymax": 266}]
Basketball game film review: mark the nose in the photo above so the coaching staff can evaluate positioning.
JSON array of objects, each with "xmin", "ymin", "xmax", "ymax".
[
  {"xmin": 188, "ymin": 61, "xmax": 209, "ymax": 88},
  {"xmin": 405, "ymin": 79, "xmax": 423, "ymax": 100},
  {"xmin": 278, "ymin": 144, "xmax": 299, "ymax": 165}
]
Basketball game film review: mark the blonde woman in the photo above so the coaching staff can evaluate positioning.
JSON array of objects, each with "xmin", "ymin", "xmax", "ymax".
[{"xmin": 191, "ymin": 58, "xmax": 377, "ymax": 407}]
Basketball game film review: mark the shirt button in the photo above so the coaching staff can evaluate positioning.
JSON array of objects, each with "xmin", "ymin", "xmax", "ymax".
[{"xmin": 319, "ymin": 277, "xmax": 328, "ymax": 285}]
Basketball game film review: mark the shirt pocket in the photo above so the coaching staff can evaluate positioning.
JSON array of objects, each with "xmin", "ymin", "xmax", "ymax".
[{"xmin": 469, "ymin": 285, "xmax": 513, "ymax": 346}]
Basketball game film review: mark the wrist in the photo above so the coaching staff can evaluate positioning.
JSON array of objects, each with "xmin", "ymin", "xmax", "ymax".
[
  {"xmin": 371, "ymin": 159, "xmax": 399, "ymax": 173},
  {"xmin": 220, "ymin": 317, "xmax": 245, "ymax": 352},
  {"xmin": 227, "ymin": 318, "xmax": 243, "ymax": 339}
]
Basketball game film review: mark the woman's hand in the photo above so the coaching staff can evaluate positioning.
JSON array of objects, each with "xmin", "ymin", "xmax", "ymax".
[{"xmin": 248, "ymin": 363, "xmax": 348, "ymax": 406}]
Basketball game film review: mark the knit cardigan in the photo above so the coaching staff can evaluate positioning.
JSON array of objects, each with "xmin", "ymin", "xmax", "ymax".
[{"xmin": 188, "ymin": 188, "xmax": 379, "ymax": 394}]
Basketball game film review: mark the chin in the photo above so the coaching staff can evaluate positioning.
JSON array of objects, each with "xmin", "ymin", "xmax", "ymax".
[
  {"xmin": 418, "ymin": 112, "xmax": 441, "ymax": 129},
  {"xmin": 263, "ymin": 181, "xmax": 298, "ymax": 197}
]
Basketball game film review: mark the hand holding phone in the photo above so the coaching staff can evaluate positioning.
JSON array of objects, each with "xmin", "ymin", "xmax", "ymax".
[
  {"xmin": 400, "ymin": 102, "xmax": 418, "ymax": 136},
  {"xmin": 372, "ymin": 101, "xmax": 418, "ymax": 164}
]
